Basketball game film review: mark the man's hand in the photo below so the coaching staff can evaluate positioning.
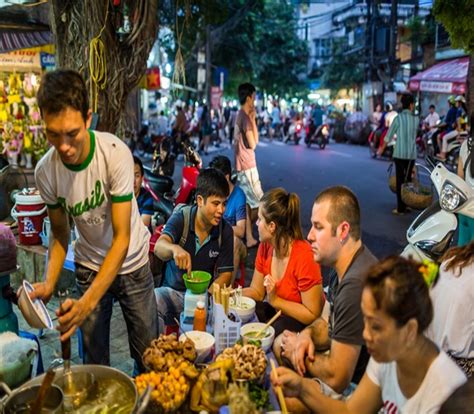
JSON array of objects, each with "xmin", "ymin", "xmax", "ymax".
[
  {"xmin": 271, "ymin": 366, "xmax": 303, "ymax": 398},
  {"xmin": 172, "ymin": 245, "xmax": 192, "ymax": 275},
  {"xmin": 283, "ymin": 329, "xmax": 315, "ymax": 376},
  {"xmin": 263, "ymin": 274, "xmax": 277, "ymax": 304},
  {"xmin": 28, "ymin": 282, "xmax": 54, "ymax": 305},
  {"xmin": 56, "ymin": 298, "xmax": 93, "ymax": 341}
]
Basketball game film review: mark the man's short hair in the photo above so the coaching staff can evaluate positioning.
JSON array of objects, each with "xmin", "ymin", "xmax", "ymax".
[
  {"xmin": 401, "ymin": 93, "xmax": 414, "ymax": 110},
  {"xmin": 196, "ymin": 168, "xmax": 229, "ymax": 201},
  {"xmin": 37, "ymin": 69, "xmax": 89, "ymax": 122},
  {"xmin": 429, "ymin": 104, "xmax": 435, "ymax": 110},
  {"xmin": 238, "ymin": 83, "xmax": 256, "ymax": 106},
  {"xmin": 209, "ymin": 155, "xmax": 232, "ymax": 178},
  {"xmin": 314, "ymin": 186, "xmax": 361, "ymax": 240},
  {"xmin": 133, "ymin": 156, "xmax": 144, "ymax": 176}
]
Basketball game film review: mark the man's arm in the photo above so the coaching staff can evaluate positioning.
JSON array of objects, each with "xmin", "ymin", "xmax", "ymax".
[
  {"xmin": 154, "ymin": 234, "xmax": 191, "ymax": 275},
  {"xmin": 213, "ymin": 271, "xmax": 232, "ymax": 288},
  {"xmin": 141, "ymin": 213, "xmax": 152, "ymax": 228},
  {"xmin": 30, "ymin": 207, "xmax": 70, "ymax": 303},
  {"xmin": 306, "ymin": 339, "xmax": 361, "ymax": 393},
  {"xmin": 232, "ymin": 218, "xmax": 245, "ymax": 239},
  {"xmin": 57, "ymin": 200, "xmax": 132, "ymax": 340}
]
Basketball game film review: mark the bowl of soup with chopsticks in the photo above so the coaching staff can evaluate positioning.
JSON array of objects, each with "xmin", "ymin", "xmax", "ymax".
[
  {"xmin": 230, "ymin": 296, "xmax": 256, "ymax": 323},
  {"xmin": 240, "ymin": 322, "xmax": 275, "ymax": 352},
  {"xmin": 183, "ymin": 271, "xmax": 212, "ymax": 294}
]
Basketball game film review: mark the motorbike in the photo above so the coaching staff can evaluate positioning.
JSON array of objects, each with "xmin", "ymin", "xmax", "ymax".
[
  {"xmin": 305, "ymin": 122, "xmax": 329, "ymax": 149},
  {"xmin": 146, "ymin": 141, "xmax": 202, "ymax": 249},
  {"xmin": 285, "ymin": 119, "xmax": 303, "ymax": 145},
  {"xmin": 368, "ymin": 127, "xmax": 388, "ymax": 158},
  {"xmin": 402, "ymin": 162, "xmax": 474, "ymax": 262}
]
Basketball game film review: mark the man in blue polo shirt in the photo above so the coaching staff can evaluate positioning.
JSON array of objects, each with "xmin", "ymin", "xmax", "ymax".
[
  {"xmin": 154, "ymin": 168, "xmax": 234, "ymax": 332},
  {"xmin": 209, "ymin": 155, "xmax": 247, "ymax": 285}
]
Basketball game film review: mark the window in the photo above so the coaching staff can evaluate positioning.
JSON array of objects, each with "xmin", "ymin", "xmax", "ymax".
[{"xmin": 314, "ymin": 38, "xmax": 332, "ymax": 58}]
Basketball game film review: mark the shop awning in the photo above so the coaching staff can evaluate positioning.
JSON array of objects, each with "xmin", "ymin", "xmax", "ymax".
[
  {"xmin": 408, "ymin": 57, "xmax": 469, "ymax": 95},
  {"xmin": 0, "ymin": 30, "xmax": 52, "ymax": 53}
]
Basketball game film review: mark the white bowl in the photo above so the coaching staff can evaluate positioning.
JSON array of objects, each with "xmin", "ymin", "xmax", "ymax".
[
  {"xmin": 179, "ymin": 331, "xmax": 215, "ymax": 363},
  {"xmin": 229, "ymin": 296, "xmax": 256, "ymax": 323},
  {"xmin": 17, "ymin": 280, "xmax": 53, "ymax": 329},
  {"xmin": 240, "ymin": 322, "xmax": 275, "ymax": 353}
]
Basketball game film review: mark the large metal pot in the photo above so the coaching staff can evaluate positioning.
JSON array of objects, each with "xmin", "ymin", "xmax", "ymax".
[
  {"xmin": 0, "ymin": 382, "xmax": 64, "ymax": 414},
  {"xmin": 14, "ymin": 365, "xmax": 149, "ymax": 414}
]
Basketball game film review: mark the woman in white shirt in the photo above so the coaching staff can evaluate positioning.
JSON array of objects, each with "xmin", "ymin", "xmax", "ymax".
[
  {"xmin": 426, "ymin": 241, "xmax": 474, "ymax": 377},
  {"xmin": 271, "ymin": 256, "xmax": 467, "ymax": 414}
]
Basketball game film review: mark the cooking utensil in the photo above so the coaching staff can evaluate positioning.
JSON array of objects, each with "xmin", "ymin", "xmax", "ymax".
[
  {"xmin": 173, "ymin": 317, "xmax": 191, "ymax": 341},
  {"xmin": 30, "ymin": 368, "xmax": 56, "ymax": 414},
  {"xmin": 255, "ymin": 310, "xmax": 281, "ymax": 338},
  {"xmin": 270, "ymin": 359, "xmax": 288, "ymax": 414},
  {"xmin": 0, "ymin": 381, "xmax": 64, "ymax": 414}
]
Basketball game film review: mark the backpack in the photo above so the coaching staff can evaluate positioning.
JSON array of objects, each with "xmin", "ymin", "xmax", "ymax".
[{"xmin": 150, "ymin": 204, "xmax": 223, "ymax": 287}]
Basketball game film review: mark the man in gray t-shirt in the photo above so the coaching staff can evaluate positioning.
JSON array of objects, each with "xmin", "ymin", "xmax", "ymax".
[{"xmin": 274, "ymin": 186, "xmax": 378, "ymax": 409}]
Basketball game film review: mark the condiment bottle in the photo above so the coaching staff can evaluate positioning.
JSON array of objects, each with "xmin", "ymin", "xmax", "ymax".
[{"xmin": 193, "ymin": 301, "xmax": 206, "ymax": 331}]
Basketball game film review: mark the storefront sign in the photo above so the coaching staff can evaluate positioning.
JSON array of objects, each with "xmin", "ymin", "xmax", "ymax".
[
  {"xmin": 0, "ymin": 50, "xmax": 41, "ymax": 72},
  {"xmin": 40, "ymin": 52, "xmax": 55, "ymax": 69},
  {"xmin": 211, "ymin": 86, "xmax": 222, "ymax": 110},
  {"xmin": 409, "ymin": 79, "xmax": 466, "ymax": 94}
]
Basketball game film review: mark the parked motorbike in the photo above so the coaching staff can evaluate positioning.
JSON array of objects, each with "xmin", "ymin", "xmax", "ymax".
[
  {"xmin": 305, "ymin": 122, "xmax": 329, "ymax": 149},
  {"xmin": 402, "ymin": 162, "xmax": 474, "ymax": 262},
  {"xmin": 148, "ymin": 141, "xmax": 202, "ymax": 260},
  {"xmin": 285, "ymin": 119, "xmax": 303, "ymax": 145}
]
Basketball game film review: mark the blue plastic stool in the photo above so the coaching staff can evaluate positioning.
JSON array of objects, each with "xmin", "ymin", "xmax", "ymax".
[{"xmin": 19, "ymin": 330, "xmax": 44, "ymax": 375}]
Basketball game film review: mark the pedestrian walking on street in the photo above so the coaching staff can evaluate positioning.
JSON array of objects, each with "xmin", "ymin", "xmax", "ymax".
[
  {"xmin": 234, "ymin": 82, "xmax": 264, "ymax": 248},
  {"xmin": 379, "ymin": 93, "xmax": 417, "ymax": 215}
]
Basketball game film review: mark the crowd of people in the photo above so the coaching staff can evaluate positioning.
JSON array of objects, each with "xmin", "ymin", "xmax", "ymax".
[{"xmin": 31, "ymin": 70, "xmax": 472, "ymax": 412}]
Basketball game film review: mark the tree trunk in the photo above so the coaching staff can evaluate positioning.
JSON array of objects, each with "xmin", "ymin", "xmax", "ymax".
[{"xmin": 49, "ymin": 0, "xmax": 158, "ymax": 135}]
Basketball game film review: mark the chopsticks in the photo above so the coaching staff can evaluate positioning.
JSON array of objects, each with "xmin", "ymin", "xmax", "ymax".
[
  {"xmin": 270, "ymin": 359, "xmax": 288, "ymax": 414},
  {"xmin": 212, "ymin": 283, "xmax": 234, "ymax": 315},
  {"xmin": 255, "ymin": 310, "xmax": 282, "ymax": 338}
]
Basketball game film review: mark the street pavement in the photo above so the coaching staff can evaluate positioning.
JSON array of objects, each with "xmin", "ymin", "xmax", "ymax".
[{"xmin": 198, "ymin": 137, "xmax": 419, "ymax": 260}]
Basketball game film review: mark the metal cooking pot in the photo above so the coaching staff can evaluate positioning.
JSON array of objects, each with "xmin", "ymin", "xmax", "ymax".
[
  {"xmin": 0, "ymin": 382, "xmax": 64, "ymax": 414},
  {"xmin": 13, "ymin": 365, "xmax": 150, "ymax": 414}
]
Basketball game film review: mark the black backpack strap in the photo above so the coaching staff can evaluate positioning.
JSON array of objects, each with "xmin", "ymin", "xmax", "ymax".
[{"xmin": 179, "ymin": 205, "xmax": 192, "ymax": 247}]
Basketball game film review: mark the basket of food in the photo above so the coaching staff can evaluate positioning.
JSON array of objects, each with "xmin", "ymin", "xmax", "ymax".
[
  {"xmin": 401, "ymin": 164, "xmax": 433, "ymax": 210},
  {"xmin": 387, "ymin": 163, "xmax": 397, "ymax": 193},
  {"xmin": 138, "ymin": 333, "xmax": 200, "ymax": 413}
]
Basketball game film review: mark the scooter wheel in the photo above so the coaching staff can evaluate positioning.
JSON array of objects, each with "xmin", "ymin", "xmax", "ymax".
[{"xmin": 319, "ymin": 141, "xmax": 326, "ymax": 150}]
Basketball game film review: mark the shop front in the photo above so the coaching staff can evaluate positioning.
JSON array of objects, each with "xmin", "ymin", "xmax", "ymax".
[
  {"xmin": 408, "ymin": 56, "xmax": 469, "ymax": 117},
  {"xmin": 0, "ymin": 45, "xmax": 55, "ymax": 170}
]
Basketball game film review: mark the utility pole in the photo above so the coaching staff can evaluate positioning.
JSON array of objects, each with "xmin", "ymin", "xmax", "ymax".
[
  {"xmin": 206, "ymin": 24, "xmax": 212, "ymax": 108},
  {"xmin": 389, "ymin": 0, "xmax": 398, "ymax": 92},
  {"xmin": 366, "ymin": 0, "xmax": 372, "ymax": 84},
  {"xmin": 410, "ymin": 0, "xmax": 419, "ymax": 76}
]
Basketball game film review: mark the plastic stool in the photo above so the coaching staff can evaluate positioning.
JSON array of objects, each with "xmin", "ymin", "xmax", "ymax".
[{"xmin": 19, "ymin": 330, "xmax": 44, "ymax": 376}]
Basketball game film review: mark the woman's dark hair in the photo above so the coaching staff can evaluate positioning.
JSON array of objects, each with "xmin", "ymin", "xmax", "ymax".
[
  {"xmin": 238, "ymin": 83, "xmax": 256, "ymax": 105},
  {"xmin": 260, "ymin": 188, "xmax": 304, "ymax": 257},
  {"xmin": 37, "ymin": 69, "xmax": 89, "ymax": 122},
  {"xmin": 364, "ymin": 256, "xmax": 433, "ymax": 333},
  {"xmin": 196, "ymin": 168, "xmax": 229, "ymax": 201},
  {"xmin": 133, "ymin": 156, "xmax": 144, "ymax": 176},
  {"xmin": 439, "ymin": 240, "xmax": 474, "ymax": 277},
  {"xmin": 209, "ymin": 155, "xmax": 232, "ymax": 178}
]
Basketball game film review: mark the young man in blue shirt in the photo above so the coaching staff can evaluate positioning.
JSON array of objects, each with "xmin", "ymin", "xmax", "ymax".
[
  {"xmin": 210, "ymin": 156, "xmax": 247, "ymax": 284},
  {"xmin": 154, "ymin": 168, "xmax": 234, "ymax": 332}
]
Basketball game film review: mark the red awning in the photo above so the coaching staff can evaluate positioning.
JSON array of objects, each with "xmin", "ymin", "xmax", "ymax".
[{"xmin": 408, "ymin": 57, "xmax": 469, "ymax": 95}]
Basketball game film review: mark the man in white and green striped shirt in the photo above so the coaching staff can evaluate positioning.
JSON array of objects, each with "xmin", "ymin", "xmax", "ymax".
[{"xmin": 381, "ymin": 94, "xmax": 417, "ymax": 214}]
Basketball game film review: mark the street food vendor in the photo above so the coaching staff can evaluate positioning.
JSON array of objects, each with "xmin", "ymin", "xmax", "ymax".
[{"xmin": 32, "ymin": 69, "xmax": 157, "ymax": 373}]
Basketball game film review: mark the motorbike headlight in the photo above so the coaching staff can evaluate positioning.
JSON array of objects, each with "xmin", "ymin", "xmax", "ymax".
[{"xmin": 440, "ymin": 182, "xmax": 467, "ymax": 212}]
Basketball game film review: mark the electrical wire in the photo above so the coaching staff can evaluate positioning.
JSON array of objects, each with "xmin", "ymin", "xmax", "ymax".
[{"xmin": 88, "ymin": 0, "xmax": 109, "ymax": 113}]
